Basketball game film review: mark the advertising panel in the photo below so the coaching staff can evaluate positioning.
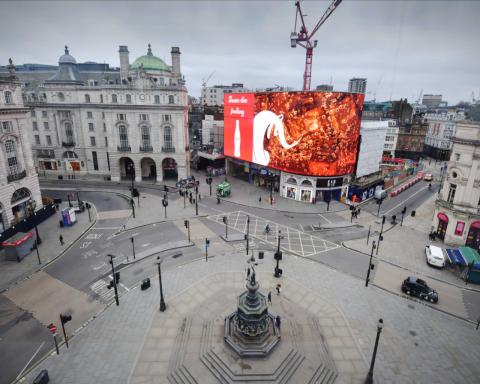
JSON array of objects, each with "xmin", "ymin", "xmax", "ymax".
[{"xmin": 224, "ymin": 91, "xmax": 364, "ymax": 177}]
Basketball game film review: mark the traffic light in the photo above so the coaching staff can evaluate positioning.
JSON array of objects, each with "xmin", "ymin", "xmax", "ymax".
[
  {"xmin": 205, "ymin": 239, "xmax": 210, "ymax": 246},
  {"xmin": 222, "ymin": 216, "xmax": 227, "ymax": 224},
  {"xmin": 402, "ymin": 206, "xmax": 407, "ymax": 215},
  {"xmin": 274, "ymin": 251, "xmax": 283, "ymax": 260},
  {"xmin": 115, "ymin": 271, "xmax": 120, "ymax": 284},
  {"xmin": 60, "ymin": 313, "xmax": 72, "ymax": 325},
  {"xmin": 184, "ymin": 220, "xmax": 189, "ymax": 228},
  {"xmin": 382, "ymin": 216, "xmax": 386, "ymax": 224}
]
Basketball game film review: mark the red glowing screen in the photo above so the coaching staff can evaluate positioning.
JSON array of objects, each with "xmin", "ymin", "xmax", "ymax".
[{"xmin": 224, "ymin": 91, "xmax": 365, "ymax": 177}]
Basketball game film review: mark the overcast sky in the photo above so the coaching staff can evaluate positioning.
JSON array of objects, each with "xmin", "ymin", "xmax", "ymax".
[{"xmin": 1, "ymin": 1, "xmax": 479, "ymax": 104}]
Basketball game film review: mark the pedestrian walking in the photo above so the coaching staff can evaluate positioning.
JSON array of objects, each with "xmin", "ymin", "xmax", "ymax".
[
  {"xmin": 267, "ymin": 291, "xmax": 272, "ymax": 304},
  {"xmin": 59, "ymin": 234, "xmax": 64, "ymax": 245},
  {"xmin": 275, "ymin": 315, "xmax": 281, "ymax": 331},
  {"xmin": 276, "ymin": 283, "xmax": 281, "ymax": 295},
  {"xmin": 259, "ymin": 196, "xmax": 262, "ymax": 203}
]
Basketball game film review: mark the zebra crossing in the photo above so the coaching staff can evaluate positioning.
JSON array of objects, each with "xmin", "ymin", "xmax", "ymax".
[{"xmin": 90, "ymin": 278, "xmax": 115, "ymax": 303}]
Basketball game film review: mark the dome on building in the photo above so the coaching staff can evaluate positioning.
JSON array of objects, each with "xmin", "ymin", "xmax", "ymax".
[
  {"xmin": 59, "ymin": 45, "xmax": 77, "ymax": 64},
  {"xmin": 130, "ymin": 44, "xmax": 171, "ymax": 72}
]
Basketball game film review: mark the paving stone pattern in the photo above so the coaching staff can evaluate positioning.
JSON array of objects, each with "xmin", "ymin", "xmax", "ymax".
[{"xmin": 25, "ymin": 249, "xmax": 480, "ymax": 384}]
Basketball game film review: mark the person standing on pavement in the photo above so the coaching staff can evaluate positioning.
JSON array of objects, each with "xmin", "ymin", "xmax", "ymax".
[
  {"xmin": 268, "ymin": 291, "xmax": 272, "ymax": 304},
  {"xmin": 276, "ymin": 283, "xmax": 281, "ymax": 295},
  {"xmin": 259, "ymin": 196, "xmax": 262, "ymax": 204},
  {"xmin": 275, "ymin": 315, "xmax": 281, "ymax": 331},
  {"xmin": 59, "ymin": 234, "xmax": 64, "ymax": 245}
]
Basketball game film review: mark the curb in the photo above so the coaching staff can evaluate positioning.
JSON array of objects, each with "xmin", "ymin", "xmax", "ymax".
[
  {"xmin": 341, "ymin": 241, "xmax": 480, "ymax": 293},
  {"xmin": 115, "ymin": 215, "xmax": 209, "ymax": 235},
  {"xmin": 0, "ymin": 203, "xmax": 98, "ymax": 295},
  {"xmin": 121, "ymin": 242, "xmax": 195, "ymax": 266}
]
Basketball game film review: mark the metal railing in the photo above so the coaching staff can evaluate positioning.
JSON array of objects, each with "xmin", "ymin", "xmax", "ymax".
[
  {"xmin": 62, "ymin": 141, "xmax": 75, "ymax": 147},
  {"xmin": 7, "ymin": 170, "xmax": 27, "ymax": 182},
  {"xmin": 117, "ymin": 145, "xmax": 131, "ymax": 152},
  {"xmin": 162, "ymin": 146, "xmax": 175, "ymax": 153},
  {"xmin": 140, "ymin": 145, "xmax": 153, "ymax": 152}
]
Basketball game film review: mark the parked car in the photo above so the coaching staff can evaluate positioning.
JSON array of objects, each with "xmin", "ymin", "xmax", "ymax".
[
  {"xmin": 401, "ymin": 276, "xmax": 438, "ymax": 303},
  {"xmin": 424, "ymin": 173, "xmax": 433, "ymax": 181},
  {"xmin": 425, "ymin": 245, "xmax": 446, "ymax": 268}
]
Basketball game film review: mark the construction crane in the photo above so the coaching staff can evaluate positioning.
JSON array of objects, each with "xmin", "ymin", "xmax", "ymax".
[
  {"xmin": 201, "ymin": 71, "xmax": 215, "ymax": 104},
  {"xmin": 290, "ymin": 0, "xmax": 342, "ymax": 91},
  {"xmin": 416, "ymin": 89, "xmax": 423, "ymax": 105}
]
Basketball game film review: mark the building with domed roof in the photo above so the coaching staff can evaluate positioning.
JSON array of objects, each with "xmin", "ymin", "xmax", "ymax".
[{"xmin": 16, "ymin": 44, "xmax": 189, "ymax": 182}]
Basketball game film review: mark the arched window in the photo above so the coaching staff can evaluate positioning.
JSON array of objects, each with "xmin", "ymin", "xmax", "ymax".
[
  {"xmin": 57, "ymin": 92, "xmax": 65, "ymax": 101},
  {"xmin": 85, "ymin": 94, "xmax": 90, "ymax": 103},
  {"xmin": 11, "ymin": 188, "xmax": 31, "ymax": 204},
  {"xmin": 164, "ymin": 125, "xmax": 172, "ymax": 149},
  {"xmin": 301, "ymin": 180, "xmax": 312, "ymax": 187},
  {"xmin": 126, "ymin": 94, "xmax": 132, "ymax": 103},
  {"xmin": 154, "ymin": 95, "xmax": 160, "ymax": 104},
  {"xmin": 119, "ymin": 125, "xmax": 128, "ymax": 147},
  {"xmin": 4, "ymin": 91, "xmax": 13, "ymax": 104},
  {"xmin": 111, "ymin": 94, "xmax": 117, "ymax": 103},
  {"xmin": 168, "ymin": 95, "xmax": 174, "ymax": 104},
  {"xmin": 286, "ymin": 178, "xmax": 297, "ymax": 185},
  {"xmin": 5, "ymin": 140, "xmax": 20, "ymax": 175},
  {"xmin": 64, "ymin": 122, "xmax": 74, "ymax": 142},
  {"xmin": 141, "ymin": 126, "xmax": 151, "ymax": 148}
]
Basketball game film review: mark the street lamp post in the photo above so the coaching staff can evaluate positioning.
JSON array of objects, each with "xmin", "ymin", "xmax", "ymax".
[
  {"xmin": 365, "ymin": 241, "xmax": 376, "ymax": 287},
  {"xmin": 206, "ymin": 177, "xmax": 213, "ymax": 196},
  {"xmin": 195, "ymin": 184, "xmax": 199, "ymax": 216},
  {"xmin": 107, "ymin": 254, "xmax": 119, "ymax": 306},
  {"xmin": 86, "ymin": 202, "xmax": 91, "ymax": 222},
  {"xmin": 223, "ymin": 216, "xmax": 228, "ymax": 239},
  {"xmin": 156, "ymin": 257, "xmax": 166, "ymax": 312},
  {"xmin": 274, "ymin": 230, "xmax": 283, "ymax": 278},
  {"xmin": 184, "ymin": 220, "xmax": 190, "ymax": 242},
  {"xmin": 376, "ymin": 216, "xmax": 385, "ymax": 256},
  {"xmin": 365, "ymin": 318, "xmax": 384, "ymax": 384},
  {"xmin": 246, "ymin": 215, "xmax": 250, "ymax": 255},
  {"xmin": 131, "ymin": 236, "xmax": 136, "ymax": 260},
  {"xmin": 400, "ymin": 206, "xmax": 407, "ymax": 226},
  {"xmin": 34, "ymin": 238, "xmax": 41, "ymax": 265},
  {"xmin": 376, "ymin": 198, "xmax": 383, "ymax": 217}
]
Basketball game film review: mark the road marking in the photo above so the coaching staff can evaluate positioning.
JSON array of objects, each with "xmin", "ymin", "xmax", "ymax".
[
  {"xmin": 92, "ymin": 262, "xmax": 107, "ymax": 271},
  {"xmin": 318, "ymin": 214, "xmax": 332, "ymax": 224},
  {"xmin": 95, "ymin": 227, "xmax": 123, "ymax": 230},
  {"xmin": 383, "ymin": 185, "xmax": 429, "ymax": 215},
  {"xmin": 79, "ymin": 241, "xmax": 92, "ymax": 249},
  {"xmin": 119, "ymin": 283, "xmax": 130, "ymax": 292},
  {"xmin": 142, "ymin": 243, "xmax": 151, "ymax": 247},
  {"xmin": 85, "ymin": 233, "xmax": 103, "ymax": 240},
  {"xmin": 16, "ymin": 342, "xmax": 45, "ymax": 380}
]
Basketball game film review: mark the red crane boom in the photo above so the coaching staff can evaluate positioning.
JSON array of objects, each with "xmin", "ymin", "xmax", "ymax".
[{"xmin": 291, "ymin": 0, "xmax": 342, "ymax": 91}]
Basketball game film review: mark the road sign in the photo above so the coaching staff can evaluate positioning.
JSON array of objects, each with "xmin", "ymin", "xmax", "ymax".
[{"xmin": 48, "ymin": 323, "xmax": 57, "ymax": 334}]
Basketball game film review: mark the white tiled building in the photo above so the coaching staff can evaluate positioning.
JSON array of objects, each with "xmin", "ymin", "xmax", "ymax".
[
  {"xmin": 0, "ymin": 61, "xmax": 42, "ymax": 232},
  {"xmin": 433, "ymin": 121, "xmax": 480, "ymax": 248},
  {"xmin": 201, "ymin": 84, "xmax": 248, "ymax": 107},
  {"xmin": 24, "ymin": 45, "xmax": 189, "ymax": 182},
  {"xmin": 356, "ymin": 120, "xmax": 389, "ymax": 177},
  {"xmin": 383, "ymin": 119, "xmax": 399, "ymax": 157},
  {"xmin": 201, "ymin": 115, "xmax": 224, "ymax": 150}
]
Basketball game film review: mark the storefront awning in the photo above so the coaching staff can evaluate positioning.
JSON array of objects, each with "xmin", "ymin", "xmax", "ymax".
[{"xmin": 437, "ymin": 213, "xmax": 449, "ymax": 222}]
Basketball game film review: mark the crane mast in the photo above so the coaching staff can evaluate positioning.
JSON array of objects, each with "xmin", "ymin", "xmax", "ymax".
[{"xmin": 291, "ymin": 0, "xmax": 342, "ymax": 91}]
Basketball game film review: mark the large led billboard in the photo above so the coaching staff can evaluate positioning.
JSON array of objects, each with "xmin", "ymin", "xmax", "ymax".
[{"xmin": 224, "ymin": 91, "xmax": 364, "ymax": 177}]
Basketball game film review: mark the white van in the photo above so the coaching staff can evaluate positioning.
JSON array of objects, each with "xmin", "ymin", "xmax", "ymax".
[{"xmin": 425, "ymin": 245, "xmax": 446, "ymax": 268}]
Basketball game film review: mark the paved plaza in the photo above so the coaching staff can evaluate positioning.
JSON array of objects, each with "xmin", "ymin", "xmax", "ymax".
[{"xmin": 24, "ymin": 248, "xmax": 480, "ymax": 384}]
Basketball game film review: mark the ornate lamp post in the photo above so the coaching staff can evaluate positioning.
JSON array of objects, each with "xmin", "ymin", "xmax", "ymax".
[
  {"xmin": 365, "ymin": 241, "xmax": 376, "ymax": 287},
  {"xmin": 162, "ymin": 194, "xmax": 168, "ymax": 218},
  {"xmin": 156, "ymin": 257, "xmax": 166, "ymax": 312},
  {"xmin": 365, "ymin": 318, "xmax": 384, "ymax": 384}
]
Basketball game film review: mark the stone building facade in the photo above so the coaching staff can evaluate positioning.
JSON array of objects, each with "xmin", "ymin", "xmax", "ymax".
[
  {"xmin": 23, "ymin": 44, "xmax": 189, "ymax": 182},
  {"xmin": 433, "ymin": 121, "xmax": 480, "ymax": 248},
  {"xmin": 395, "ymin": 115, "xmax": 428, "ymax": 160},
  {"xmin": 0, "ymin": 61, "xmax": 42, "ymax": 232}
]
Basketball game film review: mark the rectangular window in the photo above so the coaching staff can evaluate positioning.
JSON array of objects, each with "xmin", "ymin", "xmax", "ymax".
[
  {"xmin": 2, "ymin": 121, "xmax": 13, "ymax": 132},
  {"xmin": 87, "ymin": 111, "xmax": 93, "ymax": 119},
  {"xmin": 31, "ymin": 110, "xmax": 36, "ymax": 117},
  {"xmin": 140, "ymin": 114, "xmax": 149, "ymax": 121},
  {"xmin": 103, "ymin": 122, "xmax": 106, "ymax": 132},
  {"xmin": 104, "ymin": 137, "xmax": 108, "ymax": 147},
  {"xmin": 100, "ymin": 94, "xmax": 104, "ymax": 103},
  {"xmin": 90, "ymin": 136, "xmax": 96, "ymax": 146},
  {"xmin": 92, "ymin": 151, "xmax": 98, "ymax": 170},
  {"xmin": 43, "ymin": 122, "xmax": 49, "ymax": 130},
  {"xmin": 42, "ymin": 111, "xmax": 47, "ymax": 118},
  {"xmin": 111, "ymin": 94, "xmax": 117, "ymax": 103},
  {"xmin": 126, "ymin": 94, "xmax": 132, "ymax": 103},
  {"xmin": 46, "ymin": 135, "xmax": 52, "ymax": 145},
  {"xmin": 117, "ymin": 114, "xmax": 126, "ymax": 121},
  {"xmin": 32, "ymin": 121, "xmax": 38, "ymax": 130},
  {"xmin": 154, "ymin": 95, "xmax": 160, "ymax": 104},
  {"xmin": 163, "ymin": 114, "xmax": 171, "ymax": 122},
  {"xmin": 447, "ymin": 184, "xmax": 456, "ymax": 203},
  {"xmin": 455, "ymin": 221, "xmax": 465, "ymax": 236},
  {"xmin": 168, "ymin": 95, "xmax": 174, "ymax": 104},
  {"xmin": 102, "ymin": 112, "xmax": 105, "ymax": 119},
  {"xmin": 88, "ymin": 122, "xmax": 94, "ymax": 131},
  {"xmin": 34, "ymin": 135, "xmax": 41, "ymax": 145},
  {"xmin": 5, "ymin": 140, "xmax": 19, "ymax": 174}
]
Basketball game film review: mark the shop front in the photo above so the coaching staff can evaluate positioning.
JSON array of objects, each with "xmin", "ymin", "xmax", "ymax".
[
  {"xmin": 249, "ymin": 164, "xmax": 280, "ymax": 193},
  {"xmin": 227, "ymin": 158, "xmax": 250, "ymax": 182},
  {"xmin": 281, "ymin": 173, "xmax": 347, "ymax": 204},
  {"xmin": 347, "ymin": 179, "xmax": 384, "ymax": 203},
  {"xmin": 466, "ymin": 221, "xmax": 480, "ymax": 250},
  {"xmin": 436, "ymin": 213, "xmax": 449, "ymax": 240}
]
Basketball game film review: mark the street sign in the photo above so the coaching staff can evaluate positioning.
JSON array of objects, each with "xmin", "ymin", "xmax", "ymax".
[{"xmin": 48, "ymin": 323, "xmax": 57, "ymax": 334}]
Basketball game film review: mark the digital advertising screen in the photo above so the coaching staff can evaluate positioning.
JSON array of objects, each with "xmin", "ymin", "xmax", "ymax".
[{"xmin": 224, "ymin": 91, "xmax": 365, "ymax": 177}]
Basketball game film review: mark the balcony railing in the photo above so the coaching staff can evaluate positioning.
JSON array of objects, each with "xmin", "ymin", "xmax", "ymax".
[
  {"xmin": 62, "ymin": 141, "xmax": 75, "ymax": 147},
  {"xmin": 117, "ymin": 145, "xmax": 131, "ymax": 152},
  {"xmin": 7, "ymin": 170, "xmax": 27, "ymax": 182},
  {"xmin": 140, "ymin": 145, "xmax": 153, "ymax": 152},
  {"xmin": 162, "ymin": 146, "xmax": 175, "ymax": 153}
]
